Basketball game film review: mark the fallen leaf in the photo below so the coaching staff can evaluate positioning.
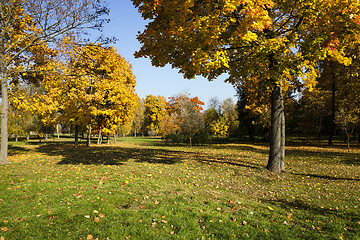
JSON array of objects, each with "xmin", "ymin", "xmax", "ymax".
[
  {"xmin": 94, "ymin": 217, "xmax": 100, "ymax": 223},
  {"xmin": 1, "ymin": 227, "xmax": 8, "ymax": 232},
  {"xmin": 87, "ymin": 235, "xmax": 93, "ymax": 240},
  {"xmin": 267, "ymin": 206, "xmax": 274, "ymax": 211},
  {"xmin": 99, "ymin": 213, "xmax": 105, "ymax": 218}
]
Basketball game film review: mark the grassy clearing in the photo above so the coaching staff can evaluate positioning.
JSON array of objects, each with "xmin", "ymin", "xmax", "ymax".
[{"xmin": 1, "ymin": 137, "xmax": 359, "ymax": 239}]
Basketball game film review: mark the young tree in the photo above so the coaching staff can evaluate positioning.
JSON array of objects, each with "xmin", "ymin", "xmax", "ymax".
[
  {"xmin": 0, "ymin": 0, "xmax": 109, "ymax": 164},
  {"xmin": 132, "ymin": 0, "xmax": 360, "ymax": 173},
  {"xmin": 165, "ymin": 93, "xmax": 205, "ymax": 146}
]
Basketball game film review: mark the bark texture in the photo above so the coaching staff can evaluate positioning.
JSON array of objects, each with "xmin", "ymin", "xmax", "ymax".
[
  {"xmin": 0, "ymin": 45, "xmax": 9, "ymax": 164},
  {"xmin": 266, "ymin": 85, "xmax": 285, "ymax": 174}
]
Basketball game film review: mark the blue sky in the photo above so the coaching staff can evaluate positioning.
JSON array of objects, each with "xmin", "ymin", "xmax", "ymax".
[{"xmin": 102, "ymin": 0, "xmax": 237, "ymax": 107}]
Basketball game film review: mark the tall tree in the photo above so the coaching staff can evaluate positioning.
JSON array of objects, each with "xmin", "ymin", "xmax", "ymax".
[
  {"xmin": 132, "ymin": 0, "xmax": 360, "ymax": 173},
  {"xmin": 0, "ymin": 0, "xmax": 109, "ymax": 164},
  {"xmin": 36, "ymin": 43, "xmax": 138, "ymax": 147}
]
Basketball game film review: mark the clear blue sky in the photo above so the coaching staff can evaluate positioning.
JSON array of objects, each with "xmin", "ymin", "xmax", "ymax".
[{"xmin": 102, "ymin": 0, "xmax": 237, "ymax": 107}]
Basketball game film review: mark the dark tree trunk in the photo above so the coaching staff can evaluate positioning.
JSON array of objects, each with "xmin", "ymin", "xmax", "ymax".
[
  {"xmin": 74, "ymin": 125, "xmax": 79, "ymax": 147},
  {"xmin": 328, "ymin": 75, "xmax": 336, "ymax": 145},
  {"xmin": 266, "ymin": 85, "xmax": 285, "ymax": 174},
  {"xmin": 249, "ymin": 123, "xmax": 255, "ymax": 144},
  {"xmin": 317, "ymin": 118, "xmax": 322, "ymax": 140}
]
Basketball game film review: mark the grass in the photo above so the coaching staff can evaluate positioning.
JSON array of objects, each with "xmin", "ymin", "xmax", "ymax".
[{"xmin": 1, "ymin": 137, "xmax": 359, "ymax": 239}]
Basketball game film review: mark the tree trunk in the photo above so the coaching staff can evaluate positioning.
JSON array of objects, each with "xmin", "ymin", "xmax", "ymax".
[
  {"xmin": 97, "ymin": 126, "xmax": 102, "ymax": 145},
  {"xmin": 114, "ymin": 133, "xmax": 117, "ymax": 144},
  {"xmin": 266, "ymin": 85, "xmax": 285, "ymax": 174},
  {"xmin": 15, "ymin": 135, "xmax": 18, "ymax": 142},
  {"xmin": 0, "ymin": 49, "xmax": 9, "ymax": 164},
  {"xmin": 56, "ymin": 124, "xmax": 60, "ymax": 139},
  {"xmin": 107, "ymin": 134, "xmax": 110, "ymax": 144},
  {"xmin": 317, "ymin": 118, "xmax": 322, "ymax": 140},
  {"xmin": 74, "ymin": 124, "xmax": 79, "ymax": 147},
  {"xmin": 86, "ymin": 123, "xmax": 91, "ymax": 147},
  {"xmin": 249, "ymin": 123, "xmax": 255, "ymax": 144},
  {"xmin": 328, "ymin": 75, "xmax": 336, "ymax": 145}
]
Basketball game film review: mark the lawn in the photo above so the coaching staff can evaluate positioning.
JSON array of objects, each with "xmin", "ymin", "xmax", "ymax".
[{"xmin": 1, "ymin": 137, "xmax": 359, "ymax": 239}]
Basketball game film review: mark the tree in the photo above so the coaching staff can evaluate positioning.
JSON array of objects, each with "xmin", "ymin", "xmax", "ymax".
[
  {"xmin": 132, "ymin": 0, "xmax": 360, "ymax": 173},
  {"xmin": 143, "ymin": 95, "xmax": 167, "ymax": 135},
  {"xmin": 164, "ymin": 93, "xmax": 205, "ymax": 146},
  {"xmin": 0, "ymin": 0, "xmax": 109, "ymax": 164},
  {"xmin": 131, "ymin": 99, "xmax": 146, "ymax": 137},
  {"xmin": 205, "ymin": 98, "xmax": 238, "ymax": 138},
  {"xmin": 335, "ymin": 107, "xmax": 359, "ymax": 152},
  {"xmin": 36, "ymin": 43, "xmax": 138, "ymax": 147},
  {"xmin": 221, "ymin": 98, "xmax": 238, "ymax": 136}
]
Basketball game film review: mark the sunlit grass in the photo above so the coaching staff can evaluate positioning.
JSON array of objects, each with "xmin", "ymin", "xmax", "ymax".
[{"xmin": 0, "ymin": 137, "xmax": 359, "ymax": 239}]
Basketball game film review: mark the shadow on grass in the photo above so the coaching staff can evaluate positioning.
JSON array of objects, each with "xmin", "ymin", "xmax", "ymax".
[
  {"xmin": 35, "ymin": 143, "xmax": 187, "ymax": 165},
  {"xmin": 209, "ymin": 144, "xmax": 269, "ymax": 155},
  {"xmin": 290, "ymin": 172, "xmax": 360, "ymax": 182},
  {"xmin": 192, "ymin": 152, "xmax": 264, "ymax": 169},
  {"xmin": 8, "ymin": 145, "xmax": 30, "ymax": 156},
  {"xmin": 262, "ymin": 198, "xmax": 360, "ymax": 223},
  {"xmin": 33, "ymin": 141, "xmax": 265, "ymax": 170},
  {"xmin": 286, "ymin": 148, "xmax": 360, "ymax": 166}
]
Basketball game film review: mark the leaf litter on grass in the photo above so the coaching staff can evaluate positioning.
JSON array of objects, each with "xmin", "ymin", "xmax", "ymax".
[{"xmin": 0, "ymin": 138, "xmax": 359, "ymax": 239}]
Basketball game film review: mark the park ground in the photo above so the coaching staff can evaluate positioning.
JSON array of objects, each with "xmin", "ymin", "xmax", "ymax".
[{"xmin": 0, "ymin": 137, "xmax": 359, "ymax": 239}]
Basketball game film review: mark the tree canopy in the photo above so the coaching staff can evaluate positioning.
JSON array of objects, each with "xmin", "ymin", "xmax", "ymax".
[{"xmin": 132, "ymin": 0, "xmax": 360, "ymax": 173}]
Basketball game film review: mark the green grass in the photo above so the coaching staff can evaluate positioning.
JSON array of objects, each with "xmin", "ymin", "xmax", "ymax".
[{"xmin": 1, "ymin": 137, "xmax": 359, "ymax": 239}]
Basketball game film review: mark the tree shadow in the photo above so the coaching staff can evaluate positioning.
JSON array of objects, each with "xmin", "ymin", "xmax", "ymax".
[
  {"xmin": 191, "ymin": 151, "xmax": 264, "ymax": 169},
  {"xmin": 208, "ymin": 144, "xmax": 269, "ymax": 154},
  {"xmin": 8, "ymin": 145, "xmax": 30, "ymax": 156},
  {"xmin": 261, "ymin": 198, "xmax": 360, "ymax": 222},
  {"xmin": 290, "ymin": 172, "xmax": 360, "ymax": 182},
  {"xmin": 35, "ymin": 143, "xmax": 188, "ymax": 165},
  {"xmin": 286, "ymin": 148, "xmax": 360, "ymax": 166}
]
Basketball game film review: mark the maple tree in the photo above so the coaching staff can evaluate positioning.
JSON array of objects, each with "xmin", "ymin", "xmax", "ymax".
[
  {"xmin": 0, "ymin": 0, "xmax": 110, "ymax": 163},
  {"xmin": 132, "ymin": 0, "xmax": 360, "ymax": 173},
  {"xmin": 35, "ymin": 43, "xmax": 138, "ymax": 147}
]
